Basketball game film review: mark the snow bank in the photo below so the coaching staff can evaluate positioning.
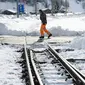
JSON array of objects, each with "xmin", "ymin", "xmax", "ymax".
[
  {"xmin": 47, "ymin": 16, "xmax": 85, "ymax": 31},
  {"xmin": 69, "ymin": 36, "xmax": 85, "ymax": 49},
  {"xmin": 0, "ymin": 15, "xmax": 40, "ymax": 35},
  {"xmin": 0, "ymin": 14, "xmax": 85, "ymax": 36}
]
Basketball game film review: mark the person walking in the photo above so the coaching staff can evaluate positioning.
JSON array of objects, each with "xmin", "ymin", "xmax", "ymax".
[{"xmin": 39, "ymin": 9, "xmax": 52, "ymax": 39}]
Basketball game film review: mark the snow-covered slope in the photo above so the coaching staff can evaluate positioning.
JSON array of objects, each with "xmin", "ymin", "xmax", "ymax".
[{"xmin": 68, "ymin": 0, "xmax": 84, "ymax": 12}]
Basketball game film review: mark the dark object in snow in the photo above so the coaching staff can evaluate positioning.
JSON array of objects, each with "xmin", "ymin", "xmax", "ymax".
[
  {"xmin": 1, "ymin": 43, "xmax": 9, "ymax": 45},
  {"xmin": 42, "ymin": 8, "xmax": 67, "ymax": 14},
  {"xmin": 1, "ymin": 10, "xmax": 16, "ymax": 15},
  {"xmin": 65, "ymin": 49, "xmax": 74, "ymax": 52},
  {"xmin": 67, "ymin": 58, "xmax": 76, "ymax": 62},
  {"xmin": 56, "ymin": 48, "xmax": 74, "ymax": 53},
  {"xmin": 56, "ymin": 49, "xmax": 61, "ymax": 53},
  {"xmin": 39, "ymin": 9, "xmax": 66, "ymax": 14},
  {"xmin": 30, "ymin": 9, "xmax": 51, "ymax": 14},
  {"xmin": 34, "ymin": 59, "xmax": 46, "ymax": 64},
  {"xmin": 16, "ymin": 48, "xmax": 24, "ymax": 52},
  {"xmin": 67, "ymin": 58, "xmax": 85, "ymax": 62},
  {"xmin": 51, "ymin": 59, "xmax": 58, "ymax": 64}
]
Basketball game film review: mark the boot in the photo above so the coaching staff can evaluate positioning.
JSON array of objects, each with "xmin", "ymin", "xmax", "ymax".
[
  {"xmin": 48, "ymin": 34, "xmax": 52, "ymax": 38},
  {"xmin": 39, "ymin": 36, "xmax": 44, "ymax": 39}
]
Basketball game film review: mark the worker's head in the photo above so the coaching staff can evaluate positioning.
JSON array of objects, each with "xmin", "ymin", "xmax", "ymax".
[{"xmin": 39, "ymin": 9, "xmax": 43, "ymax": 14}]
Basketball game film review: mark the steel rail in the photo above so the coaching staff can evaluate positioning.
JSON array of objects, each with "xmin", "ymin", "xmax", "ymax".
[
  {"xmin": 30, "ymin": 50, "xmax": 44, "ymax": 85},
  {"xmin": 68, "ymin": 61, "xmax": 85, "ymax": 79},
  {"xmin": 46, "ymin": 43, "xmax": 85, "ymax": 85},
  {"xmin": 24, "ymin": 44, "xmax": 35, "ymax": 85}
]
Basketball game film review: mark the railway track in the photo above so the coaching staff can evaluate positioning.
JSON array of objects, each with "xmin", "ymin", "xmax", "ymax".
[{"xmin": 23, "ymin": 42, "xmax": 85, "ymax": 85}]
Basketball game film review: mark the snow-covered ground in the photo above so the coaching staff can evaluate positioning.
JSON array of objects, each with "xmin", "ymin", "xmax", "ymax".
[
  {"xmin": 0, "ymin": 44, "xmax": 24, "ymax": 85},
  {"xmin": 0, "ymin": 1, "xmax": 85, "ymax": 84},
  {"xmin": 0, "ymin": 14, "xmax": 85, "ymax": 85}
]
